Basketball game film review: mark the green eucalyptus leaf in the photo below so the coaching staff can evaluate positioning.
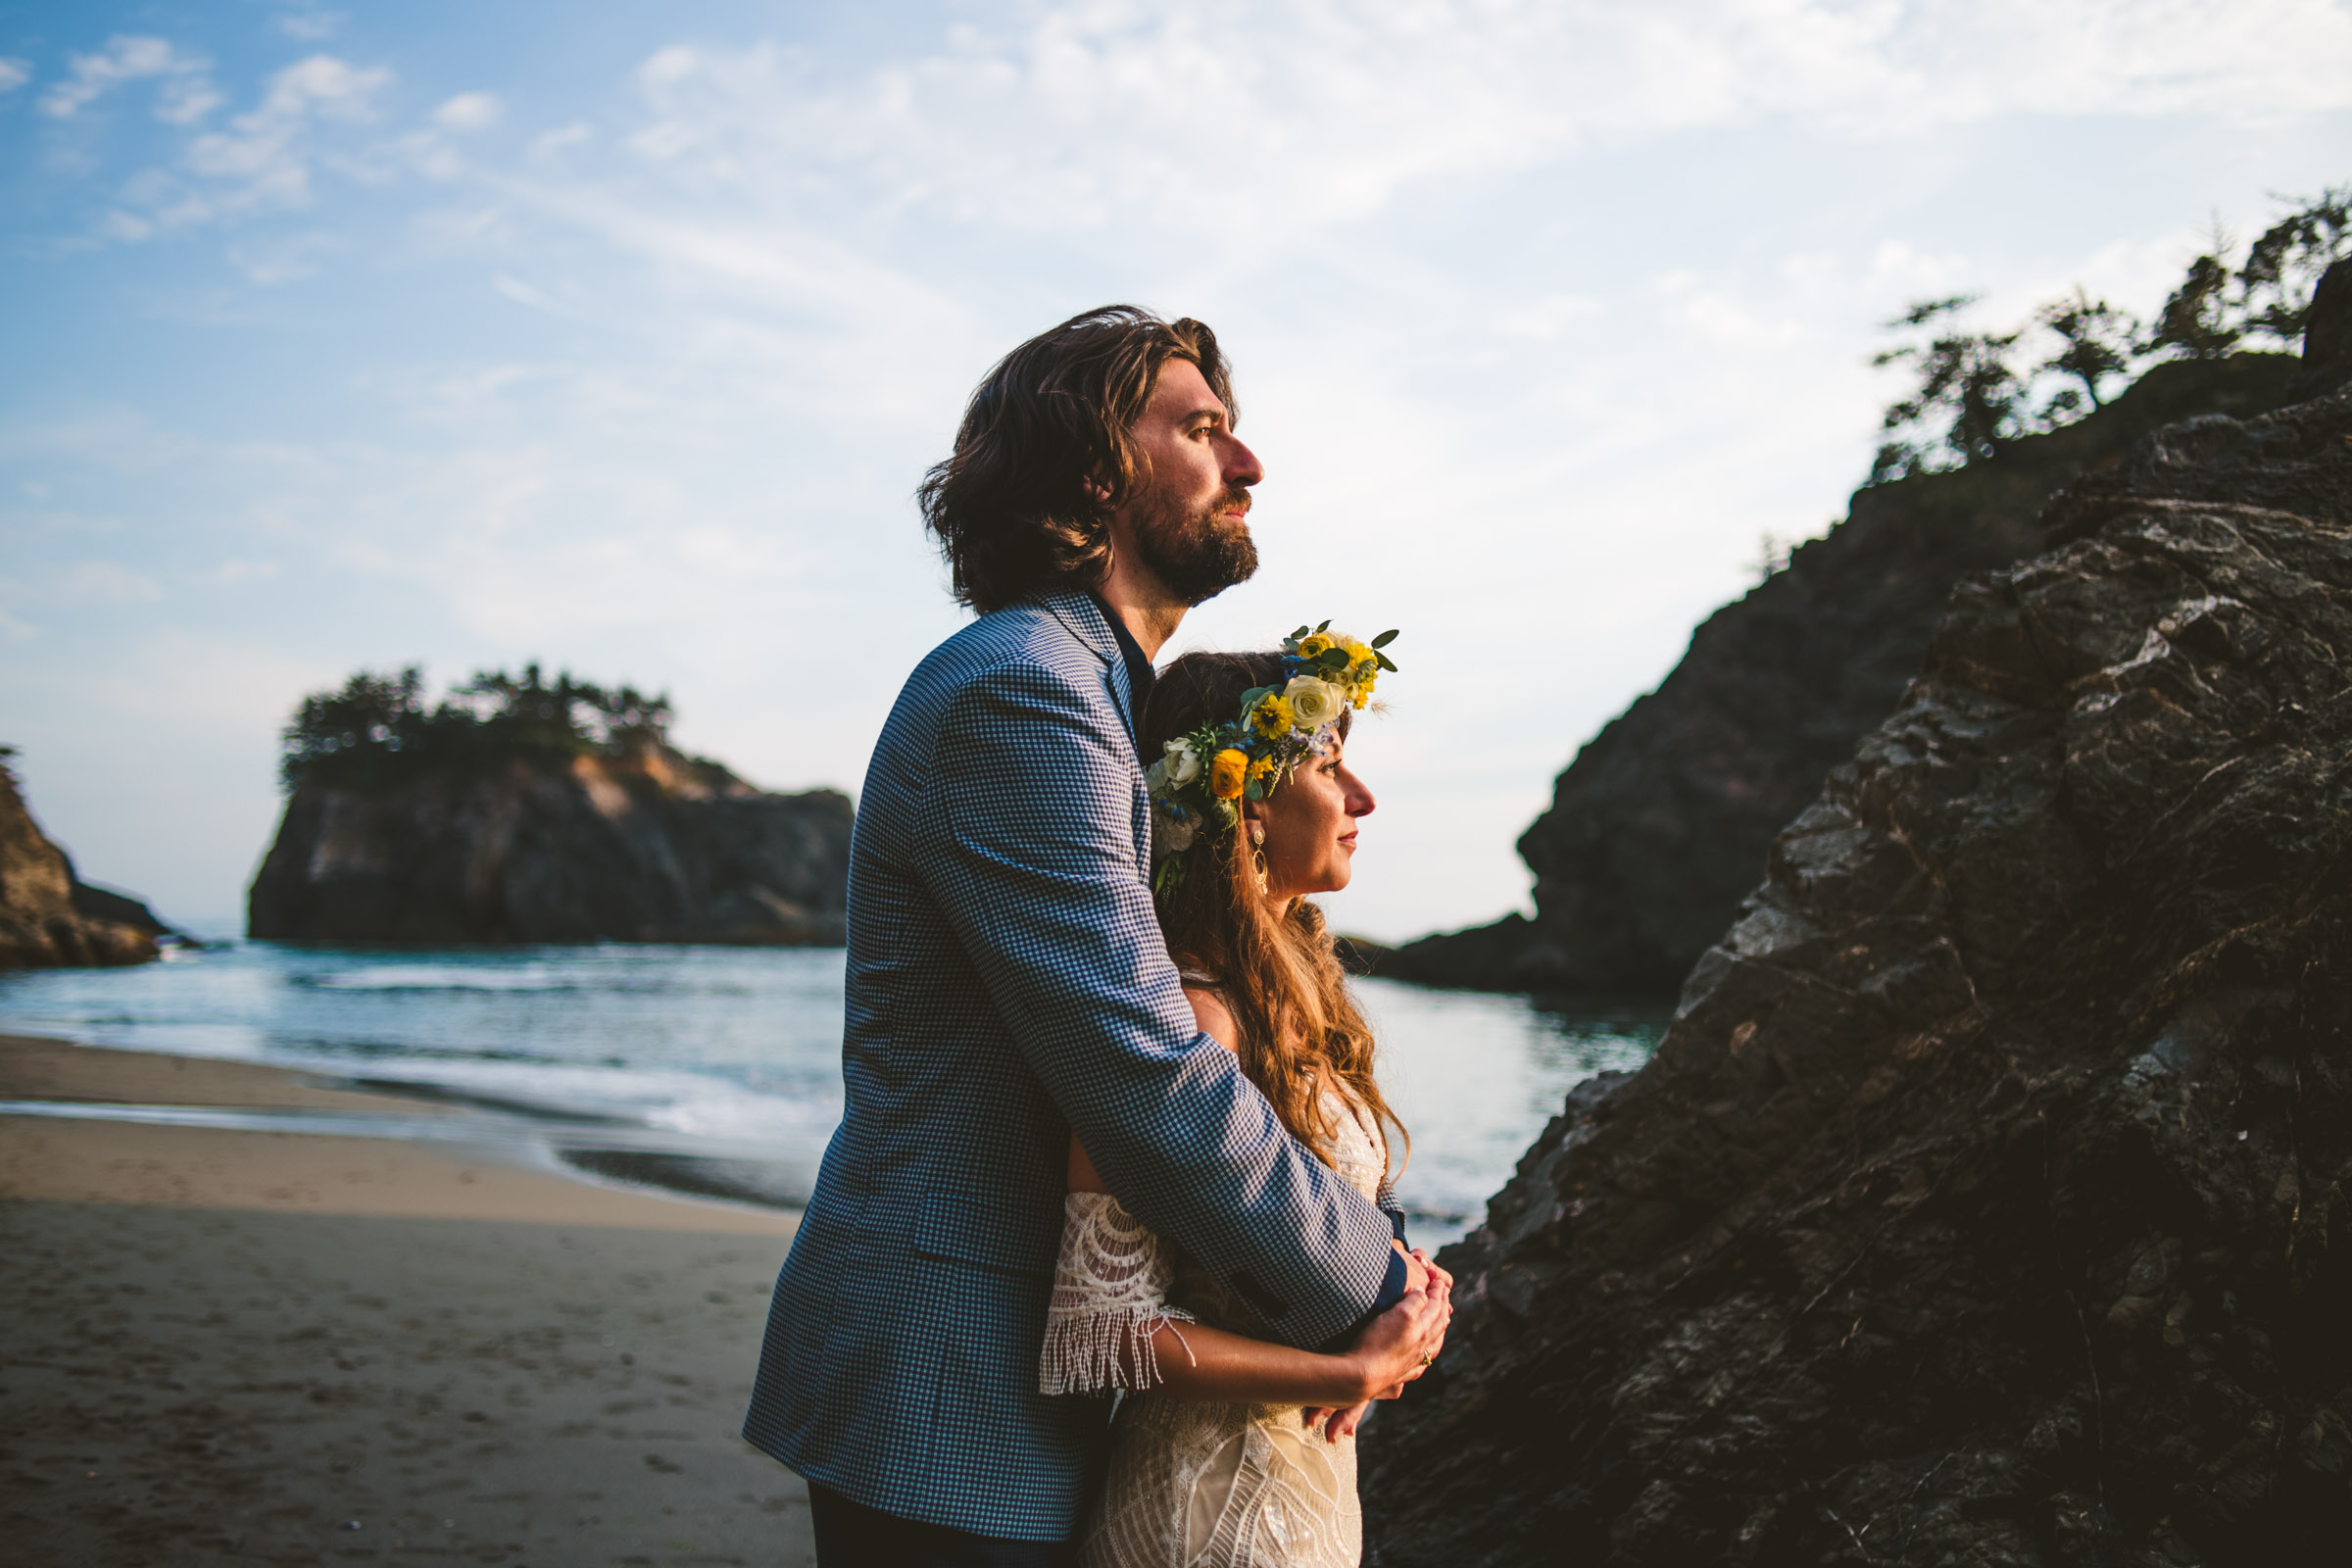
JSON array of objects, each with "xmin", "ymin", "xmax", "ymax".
[
  {"xmin": 1375, "ymin": 652, "xmax": 1397, "ymax": 672},
  {"xmin": 1370, "ymin": 629, "xmax": 1398, "ymax": 648},
  {"xmin": 1316, "ymin": 618, "xmax": 1331, "ymax": 632}
]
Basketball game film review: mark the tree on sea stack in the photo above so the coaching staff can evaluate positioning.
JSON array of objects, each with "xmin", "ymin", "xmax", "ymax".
[
  {"xmin": 279, "ymin": 662, "xmax": 680, "ymax": 790},
  {"xmin": 2033, "ymin": 287, "xmax": 2137, "ymax": 416},
  {"xmin": 1867, "ymin": 185, "xmax": 2350, "ymax": 485},
  {"xmin": 250, "ymin": 665, "xmax": 853, "ymax": 947},
  {"xmin": 1868, "ymin": 295, "xmax": 2029, "ymax": 482}
]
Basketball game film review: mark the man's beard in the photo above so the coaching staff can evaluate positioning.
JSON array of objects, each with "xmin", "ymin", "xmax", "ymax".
[{"xmin": 1128, "ymin": 483, "xmax": 1260, "ymax": 607}]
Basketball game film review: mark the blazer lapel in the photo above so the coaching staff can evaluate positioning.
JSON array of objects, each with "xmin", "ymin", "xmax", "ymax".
[{"xmin": 1039, "ymin": 592, "xmax": 1133, "ymax": 734}]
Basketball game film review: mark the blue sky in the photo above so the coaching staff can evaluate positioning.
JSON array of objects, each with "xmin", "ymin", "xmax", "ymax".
[{"xmin": 3, "ymin": 1, "xmax": 2348, "ymax": 941}]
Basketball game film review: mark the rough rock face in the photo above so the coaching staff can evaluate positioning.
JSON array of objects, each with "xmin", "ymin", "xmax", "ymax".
[
  {"xmin": 1362, "ymin": 383, "xmax": 2352, "ymax": 1564},
  {"xmin": 1379, "ymin": 354, "xmax": 2307, "ymax": 994},
  {"xmin": 0, "ymin": 760, "xmax": 171, "ymax": 968},
  {"xmin": 247, "ymin": 748, "xmax": 853, "ymax": 946}
]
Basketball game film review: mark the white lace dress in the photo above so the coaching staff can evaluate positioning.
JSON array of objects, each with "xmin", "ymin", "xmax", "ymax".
[{"xmin": 1039, "ymin": 1086, "xmax": 1391, "ymax": 1567}]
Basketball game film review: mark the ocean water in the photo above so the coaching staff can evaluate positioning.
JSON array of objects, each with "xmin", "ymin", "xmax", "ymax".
[{"xmin": 0, "ymin": 942, "xmax": 1664, "ymax": 1250}]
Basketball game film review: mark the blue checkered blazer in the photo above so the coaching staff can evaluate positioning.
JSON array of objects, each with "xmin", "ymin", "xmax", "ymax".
[{"xmin": 742, "ymin": 592, "xmax": 1396, "ymax": 1541}]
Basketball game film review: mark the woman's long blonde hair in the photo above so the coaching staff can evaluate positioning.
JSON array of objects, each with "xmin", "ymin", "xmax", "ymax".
[{"xmin": 1140, "ymin": 651, "xmax": 1406, "ymax": 1186}]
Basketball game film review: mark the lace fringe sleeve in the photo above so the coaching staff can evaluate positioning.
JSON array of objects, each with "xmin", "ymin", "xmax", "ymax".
[{"xmin": 1038, "ymin": 1191, "xmax": 1198, "ymax": 1395}]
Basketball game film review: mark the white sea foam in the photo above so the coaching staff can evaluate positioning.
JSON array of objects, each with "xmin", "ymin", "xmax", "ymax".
[{"xmin": 0, "ymin": 940, "xmax": 1657, "ymax": 1247}]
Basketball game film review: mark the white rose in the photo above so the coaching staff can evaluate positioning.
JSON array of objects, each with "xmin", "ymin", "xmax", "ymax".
[
  {"xmin": 1282, "ymin": 676, "xmax": 1345, "ymax": 732},
  {"xmin": 1160, "ymin": 737, "xmax": 1202, "ymax": 786}
]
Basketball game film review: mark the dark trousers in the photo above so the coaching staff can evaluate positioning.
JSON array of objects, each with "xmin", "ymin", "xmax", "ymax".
[{"xmin": 808, "ymin": 1483, "xmax": 1070, "ymax": 1568}]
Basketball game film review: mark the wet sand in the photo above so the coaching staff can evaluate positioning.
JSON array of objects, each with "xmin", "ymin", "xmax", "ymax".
[{"xmin": 0, "ymin": 1035, "xmax": 814, "ymax": 1566}]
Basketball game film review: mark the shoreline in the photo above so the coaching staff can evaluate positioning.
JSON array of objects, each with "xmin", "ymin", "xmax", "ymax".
[{"xmin": 0, "ymin": 1031, "xmax": 806, "ymax": 1231}]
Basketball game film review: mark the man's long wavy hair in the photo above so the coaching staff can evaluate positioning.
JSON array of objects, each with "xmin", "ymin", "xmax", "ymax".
[
  {"xmin": 1140, "ymin": 651, "xmax": 1406, "ymax": 1186},
  {"xmin": 917, "ymin": 306, "xmax": 1235, "ymax": 613}
]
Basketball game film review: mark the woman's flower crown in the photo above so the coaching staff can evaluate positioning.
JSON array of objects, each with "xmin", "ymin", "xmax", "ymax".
[{"xmin": 1146, "ymin": 621, "xmax": 1398, "ymax": 896}]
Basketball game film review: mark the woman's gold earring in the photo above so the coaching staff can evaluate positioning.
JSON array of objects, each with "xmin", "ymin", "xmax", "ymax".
[{"xmin": 1247, "ymin": 821, "xmax": 1269, "ymax": 894}]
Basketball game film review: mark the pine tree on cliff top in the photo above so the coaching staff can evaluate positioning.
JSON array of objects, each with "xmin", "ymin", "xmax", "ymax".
[
  {"xmin": 1866, "ymin": 183, "xmax": 2349, "ymax": 485},
  {"xmin": 280, "ymin": 664, "xmax": 676, "ymax": 790}
]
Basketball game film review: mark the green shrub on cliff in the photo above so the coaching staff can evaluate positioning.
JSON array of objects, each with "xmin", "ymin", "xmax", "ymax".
[
  {"xmin": 1870, "ymin": 183, "xmax": 2347, "ymax": 483},
  {"xmin": 280, "ymin": 663, "xmax": 676, "ymax": 790}
]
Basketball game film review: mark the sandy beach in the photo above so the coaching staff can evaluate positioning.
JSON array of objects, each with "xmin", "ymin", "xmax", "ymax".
[{"xmin": 0, "ymin": 1034, "xmax": 814, "ymax": 1567}]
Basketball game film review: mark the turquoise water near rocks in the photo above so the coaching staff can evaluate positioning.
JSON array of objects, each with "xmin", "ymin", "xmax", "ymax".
[{"xmin": 0, "ymin": 942, "xmax": 1663, "ymax": 1249}]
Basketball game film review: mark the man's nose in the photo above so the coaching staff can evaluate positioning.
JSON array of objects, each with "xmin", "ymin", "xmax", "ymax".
[{"xmin": 1223, "ymin": 436, "xmax": 1263, "ymax": 489}]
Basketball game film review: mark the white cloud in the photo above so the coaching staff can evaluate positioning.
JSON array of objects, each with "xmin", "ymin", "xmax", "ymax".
[
  {"xmin": 276, "ymin": 10, "xmax": 343, "ymax": 43},
  {"xmin": 181, "ymin": 54, "xmax": 393, "ymax": 214},
  {"xmin": 59, "ymin": 562, "xmax": 166, "ymax": 605},
  {"xmin": 434, "ymin": 92, "xmax": 502, "ymax": 132},
  {"xmin": 493, "ymin": 273, "xmax": 563, "ymax": 312},
  {"xmin": 530, "ymin": 122, "xmax": 592, "ymax": 159},
  {"xmin": 595, "ymin": 2, "xmax": 2352, "ymax": 252},
  {"xmin": 39, "ymin": 35, "xmax": 218, "ymax": 122},
  {"xmin": 226, "ymin": 229, "xmax": 346, "ymax": 284},
  {"xmin": 0, "ymin": 58, "xmax": 29, "ymax": 93}
]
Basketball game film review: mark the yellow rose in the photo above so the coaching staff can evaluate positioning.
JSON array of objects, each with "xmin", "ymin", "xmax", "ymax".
[
  {"xmin": 1209, "ymin": 748, "xmax": 1249, "ymax": 799},
  {"xmin": 1250, "ymin": 695, "xmax": 1295, "ymax": 738},
  {"xmin": 1283, "ymin": 676, "xmax": 1345, "ymax": 731},
  {"xmin": 1296, "ymin": 632, "xmax": 1335, "ymax": 660}
]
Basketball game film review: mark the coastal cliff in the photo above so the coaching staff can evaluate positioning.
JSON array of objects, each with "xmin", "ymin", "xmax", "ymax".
[
  {"xmin": 1377, "ymin": 352, "xmax": 2305, "ymax": 994},
  {"xmin": 248, "ymin": 747, "xmax": 852, "ymax": 946},
  {"xmin": 1361, "ymin": 368, "xmax": 2352, "ymax": 1559},
  {"xmin": 0, "ymin": 755, "xmax": 174, "ymax": 968}
]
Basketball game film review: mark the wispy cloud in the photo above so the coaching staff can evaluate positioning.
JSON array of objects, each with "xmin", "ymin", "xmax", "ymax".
[
  {"xmin": 492, "ymin": 273, "xmax": 563, "ymax": 313},
  {"xmin": 434, "ymin": 92, "xmax": 502, "ymax": 132},
  {"xmin": 59, "ymin": 562, "xmax": 166, "ymax": 606},
  {"xmin": 0, "ymin": 58, "xmax": 29, "ymax": 93},
  {"xmin": 598, "ymin": 2, "xmax": 2352, "ymax": 252},
  {"xmin": 39, "ymin": 35, "xmax": 220, "ymax": 123},
  {"xmin": 226, "ymin": 228, "xmax": 347, "ymax": 284},
  {"xmin": 184, "ymin": 54, "xmax": 391, "ymax": 207},
  {"xmin": 276, "ymin": 9, "xmax": 344, "ymax": 43},
  {"xmin": 84, "ymin": 51, "xmax": 396, "ymax": 240}
]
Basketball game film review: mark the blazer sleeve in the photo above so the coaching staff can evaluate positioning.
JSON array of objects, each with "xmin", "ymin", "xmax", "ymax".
[{"xmin": 922, "ymin": 656, "xmax": 1396, "ymax": 1350}]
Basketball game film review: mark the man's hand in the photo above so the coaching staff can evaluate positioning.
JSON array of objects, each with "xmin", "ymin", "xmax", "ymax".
[{"xmin": 1300, "ymin": 1398, "xmax": 1374, "ymax": 1444}]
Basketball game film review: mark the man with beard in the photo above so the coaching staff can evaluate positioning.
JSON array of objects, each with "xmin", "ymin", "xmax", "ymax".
[{"xmin": 743, "ymin": 307, "xmax": 1425, "ymax": 1564}]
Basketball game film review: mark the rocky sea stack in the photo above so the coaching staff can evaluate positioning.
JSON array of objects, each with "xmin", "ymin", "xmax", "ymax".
[
  {"xmin": 0, "ymin": 754, "xmax": 175, "ymax": 968},
  {"xmin": 1361, "ymin": 372, "xmax": 2352, "ymax": 1554},
  {"xmin": 247, "ymin": 667, "xmax": 852, "ymax": 946}
]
